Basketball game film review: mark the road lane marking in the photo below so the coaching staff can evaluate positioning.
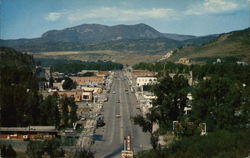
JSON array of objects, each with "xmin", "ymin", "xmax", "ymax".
[{"xmin": 119, "ymin": 78, "xmax": 124, "ymax": 143}]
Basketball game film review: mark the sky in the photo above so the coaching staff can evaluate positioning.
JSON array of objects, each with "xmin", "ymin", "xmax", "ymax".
[{"xmin": 0, "ymin": 0, "xmax": 249, "ymax": 39}]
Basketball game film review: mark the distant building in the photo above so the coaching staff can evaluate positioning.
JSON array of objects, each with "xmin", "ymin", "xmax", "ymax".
[
  {"xmin": 95, "ymin": 71, "xmax": 110, "ymax": 77},
  {"xmin": 51, "ymin": 72, "xmax": 65, "ymax": 79},
  {"xmin": 52, "ymin": 81, "xmax": 63, "ymax": 91},
  {"xmin": 57, "ymin": 90, "xmax": 93, "ymax": 102},
  {"xmin": 236, "ymin": 61, "xmax": 248, "ymax": 66},
  {"xmin": 0, "ymin": 126, "xmax": 58, "ymax": 141},
  {"xmin": 176, "ymin": 58, "xmax": 190, "ymax": 65},
  {"xmin": 81, "ymin": 86, "xmax": 103, "ymax": 94},
  {"xmin": 216, "ymin": 58, "xmax": 222, "ymax": 63},
  {"xmin": 136, "ymin": 77, "xmax": 157, "ymax": 87},
  {"xmin": 132, "ymin": 70, "xmax": 157, "ymax": 78},
  {"xmin": 82, "ymin": 91, "xmax": 94, "ymax": 101},
  {"xmin": 70, "ymin": 76, "xmax": 104, "ymax": 87}
]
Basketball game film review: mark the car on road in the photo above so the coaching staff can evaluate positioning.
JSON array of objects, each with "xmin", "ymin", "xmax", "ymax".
[
  {"xmin": 112, "ymin": 91, "xmax": 116, "ymax": 94},
  {"xmin": 115, "ymin": 114, "xmax": 121, "ymax": 118},
  {"xmin": 116, "ymin": 100, "xmax": 120, "ymax": 103}
]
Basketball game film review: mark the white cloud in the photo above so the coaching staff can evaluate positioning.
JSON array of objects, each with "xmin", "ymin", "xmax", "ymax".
[
  {"xmin": 47, "ymin": 7, "xmax": 175, "ymax": 23},
  {"xmin": 45, "ymin": 12, "xmax": 62, "ymax": 21},
  {"xmin": 186, "ymin": 0, "xmax": 240, "ymax": 15}
]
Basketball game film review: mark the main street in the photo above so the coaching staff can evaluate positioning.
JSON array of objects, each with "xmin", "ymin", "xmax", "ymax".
[{"xmin": 93, "ymin": 71, "xmax": 151, "ymax": 158}]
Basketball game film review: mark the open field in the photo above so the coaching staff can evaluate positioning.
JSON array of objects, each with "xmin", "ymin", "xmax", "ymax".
[{"xmin": 33, "ymin": 50, "xmax": 164, "ymax": 65}]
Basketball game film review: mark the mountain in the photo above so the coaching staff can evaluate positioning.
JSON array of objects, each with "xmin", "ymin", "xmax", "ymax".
[
  {"xmin": 0, "ymin": 23, "xmax": 218, "ymax": 53},
  {"xmin": 0, "ymin": 23, "xmax": 184, "ymax": 52},
  {"xmin": 165, "ymin": 28, "xmax": 250, "ymax": 63},
  {"xmin": 40, "ymin": 23, "xmax": 165, "ymax": 42}
]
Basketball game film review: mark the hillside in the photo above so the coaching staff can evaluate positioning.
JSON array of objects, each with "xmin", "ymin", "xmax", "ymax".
[
  {"xmin": 163, "ymin": 33, "xmax": 196, "ymax": 41},
  {"xmin": 166, "ymin": 28, "xmax": 250, "ymax": 63},
  {"xmin": 0, "ymin": 47, "xmax": 35, "ymax": 70}
]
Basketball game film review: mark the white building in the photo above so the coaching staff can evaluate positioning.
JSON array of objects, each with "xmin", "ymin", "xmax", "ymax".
[{"xmin": 136, "ymin": 77, "xmax": 157, "ymax": 87}]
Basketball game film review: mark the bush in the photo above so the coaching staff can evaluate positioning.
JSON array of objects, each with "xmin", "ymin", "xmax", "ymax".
[
  {"xmin": 136, "ymin": 130, "xmax": 250, "ymax": 158},
  {"xmin": 0, "ymin": 144, "xmax": 16, "ymax": 157}
]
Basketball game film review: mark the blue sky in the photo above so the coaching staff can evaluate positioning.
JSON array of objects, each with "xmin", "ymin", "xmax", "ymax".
[{"xmin": 0, "ymin": 0, "xmax": 249, "ymax": 39}]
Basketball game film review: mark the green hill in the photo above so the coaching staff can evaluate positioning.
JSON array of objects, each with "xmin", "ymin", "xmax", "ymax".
[{"xmin": 166, "ymin": 28, "xmax": 250, "ymax": 63}]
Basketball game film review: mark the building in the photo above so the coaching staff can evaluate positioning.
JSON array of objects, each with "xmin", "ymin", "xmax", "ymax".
[
  {"xmin": 70, "ymin": 76, "xmax": 104, "ymax": 86},
  {"xmin": 95, "ymin": 71, "xmax": 110, "ymax": 77},
  {"xmin": 82, "ymin": 91, "xmax": 93, "ymax": 101},
  {"xmin": 51, "ymin": 72, "xmax": 65, "ymax": 79},
  {"xmin": 52, "ymin": 82, "xmax": 63, "ymax": 91},
  {"xmin": 57, "ymin": 90, "xmax": 93, "ymax": 102},
  {"xmin": 132, "ymin": 70, "xmax": 157, "ymax": 78},
  {"xmin": 0, "ymin": 126, "xmax": 58, "ymax": 140},
  {"xmin": 176, "ymin": 58, "xmax": 190, "ymax": 65},
  {"xmin": 136, "ymin": 77, "xmax": 157, "ymax": 87},
  {"xmin": 81, "ymin": 86, "xmax": 103, "ymax": 94}
]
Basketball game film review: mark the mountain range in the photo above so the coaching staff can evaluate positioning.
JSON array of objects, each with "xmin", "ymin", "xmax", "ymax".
[
  {"xmin": 0, "ymin": 23, "xmax": 217, "ymax": 52},
  {"xmin": 1, "ymin": 23, "xmax": 248, "ymax": 65}
]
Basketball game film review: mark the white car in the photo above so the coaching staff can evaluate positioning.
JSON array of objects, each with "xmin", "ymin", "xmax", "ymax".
[{"xmin": 115, "ymin": 114, "xmax": 121, "ymax": 118}]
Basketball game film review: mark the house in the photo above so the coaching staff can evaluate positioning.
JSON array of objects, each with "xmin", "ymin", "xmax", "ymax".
[
  {"xmin": 136, "ymin": 77, "xmax": 157, "ymax": 87},
  {"xmin": 0, "ymin": 126, "xmax": 58, "ymax": 140}
]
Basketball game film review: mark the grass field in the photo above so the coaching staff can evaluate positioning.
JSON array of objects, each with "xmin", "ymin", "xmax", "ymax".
[{"xmin": 33, "ymin": 50, "xmax": 164, "ymax": 65}]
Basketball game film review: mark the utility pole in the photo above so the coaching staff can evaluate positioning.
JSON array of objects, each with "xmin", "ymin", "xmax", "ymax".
[{"xmin": 163, "ymin": 62, "xmax": 167, "ymax": 76}]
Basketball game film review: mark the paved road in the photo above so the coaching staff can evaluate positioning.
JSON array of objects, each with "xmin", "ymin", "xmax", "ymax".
[{"xmin": 93, "ymin": 71, "xmax": 151, "ymax": 158}]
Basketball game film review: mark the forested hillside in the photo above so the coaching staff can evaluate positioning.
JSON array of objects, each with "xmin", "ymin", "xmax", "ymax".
[{"xmin": 0, "ymin": 47, "xmax": 77, "ymax": 127}]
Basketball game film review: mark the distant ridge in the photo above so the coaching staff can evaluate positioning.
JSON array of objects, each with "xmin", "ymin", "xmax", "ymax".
[{"xmin": 0, "ymin": 23, "xmax": 219, "ymax": 53}]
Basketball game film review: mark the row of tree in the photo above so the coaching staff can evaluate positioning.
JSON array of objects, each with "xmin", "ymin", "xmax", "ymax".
[{"xmin": 51, "ymin": 60, "xmax": 123, "ymax": 74}]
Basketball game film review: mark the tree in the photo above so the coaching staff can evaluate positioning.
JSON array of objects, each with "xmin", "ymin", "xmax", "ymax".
[
  {"xmin": 26, "ymin": 139, "xmax": 64, "ymax": 158},
  {"xmin": 151, "ymin": 74, "xmax": 189, "ymax": 131},
  {"xmin": 134, "ymin": 74, "xmax": 189, "ymax": 148},
  {"xmin": 60, "ymin": 97, "xmax": 78, "ymax": 128},
  {"xmin": 0, "ymin": 144, "xmax": 16, "ymax": 157},
  {"xmin": 190, "ymin": 77, "xmax": 247, "ymax": 131},
  {"xmin": 40, "ymin": 95, "xmax": 60, "ymax": 127},
  {"xmin": 49, "ymin": 77, "xmax": 54, "ymax": 88},
  {"xmin": 74, "ymin": 149, "xmax": 94, "ymax": 158},
  {"xmin": 62, "ymin": 77, "xmax": 76, "ymax": 90}
]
